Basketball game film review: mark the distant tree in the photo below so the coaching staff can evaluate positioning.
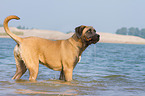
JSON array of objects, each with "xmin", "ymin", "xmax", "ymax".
[
  {"xmin": 135, "ymin": 28, "xmax": 141, "ymax": 36},
  {"xmin": 17, "ymin": 25, "xmax": 28, "ymax": 29},
  {"xmin": 17, "ymin": 25, "xmax": 22, "ymax": 29},
  {"xmin": 140, "ymin": 28, "xmax": 145, "ymax": 38},
  {"xmin": 116, "ymin": 27, "xmax": 145, "ymax": 39},
  {"xmin": 0, "ymin": 24, "xmax": 3, "ymax": 27},
  {"xmin": 128, "ymin": 27, "xmax": 140, "ymax": 36},
  {"xmin": 116, "ymin": 27, "xmax": 127, "ymax": 35},
  {"xmin": 22, "ymin": 26, "xmax": 25, "ymax": 29},
  {"xmin": 66, "ymin": 31, "xmax": 73, "ymax": 34},
  {"xmin": 116, "ymin": 29, "xmax": 121, "ymax": 34}
]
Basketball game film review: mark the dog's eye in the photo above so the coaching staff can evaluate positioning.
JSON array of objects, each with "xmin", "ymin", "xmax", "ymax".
[
  {"xmin": 89, "ymin": 31, "xmax": 93, "ymax": 34},
  {"xmin": 87, "ymin": 30, "xmax": 92, "ymax": 34}
]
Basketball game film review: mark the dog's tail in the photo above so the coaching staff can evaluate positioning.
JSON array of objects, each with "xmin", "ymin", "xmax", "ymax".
[{"xmin": 3, "ymin": 15, "xmax": 23, "ymax": 44}]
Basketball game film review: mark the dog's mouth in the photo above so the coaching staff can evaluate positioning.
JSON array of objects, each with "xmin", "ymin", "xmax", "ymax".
[{"xmin": 85, "ymin": 34, "xmax": 100, "ymax": 44}]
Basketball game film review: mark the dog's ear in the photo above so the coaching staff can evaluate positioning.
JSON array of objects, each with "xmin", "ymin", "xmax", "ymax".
[{"xmin": 75, "ymin": 25, "xmax": 86, "ymax": 38}]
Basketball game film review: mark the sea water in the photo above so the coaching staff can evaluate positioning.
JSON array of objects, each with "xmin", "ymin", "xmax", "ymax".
[{"xmin": 0, "ymin": 38, "xmax": 145, "ymax": 96}]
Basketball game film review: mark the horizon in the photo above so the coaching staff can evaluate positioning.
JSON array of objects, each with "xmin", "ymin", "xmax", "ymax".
[
  {"xmin": 0, "ymin": 0, "xmax": 145, "ymax": 33},
  {"xmin": 1, "ymin": 25, "xmax": 145, "ymax": 34}
]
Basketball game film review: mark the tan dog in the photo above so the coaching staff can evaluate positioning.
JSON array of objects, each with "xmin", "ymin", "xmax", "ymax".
[{"xmin": 4, "ymin": 15, "xmax": 100, "ymax": 81}]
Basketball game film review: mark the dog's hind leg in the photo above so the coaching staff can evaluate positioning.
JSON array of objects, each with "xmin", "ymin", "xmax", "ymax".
[
  {"xmin": 12, "ymin": 56, "xmax": 27, "ymax": 80},
  {"xmin": 24, "ymin": 58, "xmax": 39, "ymax": 81},
  {"xmin": 12, "ymin": 46, "xmax": 27, "ymax": 80}
]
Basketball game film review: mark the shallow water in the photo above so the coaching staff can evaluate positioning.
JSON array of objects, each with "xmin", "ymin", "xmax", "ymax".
[{"xmin": 0, "ymin": 38, "xmax": 145, "ymax": 96}]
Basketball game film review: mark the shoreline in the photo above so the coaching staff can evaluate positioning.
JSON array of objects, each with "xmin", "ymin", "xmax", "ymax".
[
  {"xmin": 1, "ymin": 27, "xmax": 145, "ymax": 45},
  {"xmin": 1, "ymin": 35, "xmax": 145, "ymax": 45}
]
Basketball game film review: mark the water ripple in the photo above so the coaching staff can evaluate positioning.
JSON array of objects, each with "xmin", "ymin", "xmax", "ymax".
[{"xmin": 1, "ymin": 39, "xmax": 145, "ymax": 95}]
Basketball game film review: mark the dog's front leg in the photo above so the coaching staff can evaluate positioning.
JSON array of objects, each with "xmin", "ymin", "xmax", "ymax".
[
  {"xmin": 59, "ymin": 70, "xmax": 65, "ymax": 80},
  {"xmin": 63, "ymin": 68, "xmax": 73, "ymax": 82}
]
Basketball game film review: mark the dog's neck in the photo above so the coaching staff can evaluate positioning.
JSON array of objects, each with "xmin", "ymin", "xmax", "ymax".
[{"xmin": 68, "ymin": 34, "xmax": 89, "ymax": 56}]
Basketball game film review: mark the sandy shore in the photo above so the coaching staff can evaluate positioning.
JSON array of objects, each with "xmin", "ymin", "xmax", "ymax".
[
  {"xmin": 99, "ymin": 32, "xmax": 145, "ymax": 45},
  {"xmin": 1, "ymin": 27, "xmax": 145, "ymax": 45}
]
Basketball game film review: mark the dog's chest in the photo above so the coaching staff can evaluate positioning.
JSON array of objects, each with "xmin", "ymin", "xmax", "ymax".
[{"xmin": 78, "ymin": 56, "xmax": 81, "ymax": 63}]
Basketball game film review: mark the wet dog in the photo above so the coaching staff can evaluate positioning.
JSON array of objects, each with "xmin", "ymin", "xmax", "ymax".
[{"xmin": 4, "ymin": 15, "xmax": 100, "ymax": 81}]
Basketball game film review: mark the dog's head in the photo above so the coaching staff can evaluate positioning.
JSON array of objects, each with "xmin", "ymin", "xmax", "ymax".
[{"xmin": 75, "ymin": 25, "xmax": 100, "ymax": 45}]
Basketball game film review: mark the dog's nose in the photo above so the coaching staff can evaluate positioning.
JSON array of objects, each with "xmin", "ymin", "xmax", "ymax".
[{"xmin": 97, "ymin": 34, "xmax": 100, "ymax": 38}]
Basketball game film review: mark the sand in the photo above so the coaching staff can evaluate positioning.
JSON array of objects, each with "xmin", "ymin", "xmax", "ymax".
[
  {"xmin": 99, "ymin": 32, "xmax": 145, "ymax": 44},
  {"xmin": 1, "ymin": 27, "xmax": 145, "ymax": 45}
]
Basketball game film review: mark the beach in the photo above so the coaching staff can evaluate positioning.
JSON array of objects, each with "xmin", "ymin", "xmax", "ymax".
[{"xmin": 1, "ymin": 27, "xmax": 145, "ymax": 45}]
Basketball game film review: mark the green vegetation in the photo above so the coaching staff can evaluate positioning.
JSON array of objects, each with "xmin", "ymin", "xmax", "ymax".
[
  {"xmin": 0, "ymin": 24, "xmax": 3, "ymax": 27},
  {"xmin": 116, "ymin": 27, "xmax": 145, "ymax": 39},
  {"xmin": 0, "ymin": 24, "xmax": 31, "ymax": 30},
  {"xmin": 0, "ymin": 31, "xmax": 24, "ymax": 36},
  {"xmin": 66, "ymin": 31, "xmax": 73, "ymax": 34},
  {"xmin": 17, "ymin": 25, "xmax": 29, "ymax": 29}
]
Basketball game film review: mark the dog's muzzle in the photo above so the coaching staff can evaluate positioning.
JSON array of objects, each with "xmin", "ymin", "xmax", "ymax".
[
  {"xmin": 92, "ymin": 34, "xmax": 100, "ymax": 44},
  {"xmin": 85, "ymin": 34, "xmax": 100, "ymax": 44}
]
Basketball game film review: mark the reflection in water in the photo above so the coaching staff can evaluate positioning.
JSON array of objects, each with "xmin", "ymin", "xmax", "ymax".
[
  {"xmin": 15, "ymin": 89, "xmax": 77, "ymax": 95},
  {"xmin": 14, "ymin": 80, "xmax": 78, "ymax": 95}
]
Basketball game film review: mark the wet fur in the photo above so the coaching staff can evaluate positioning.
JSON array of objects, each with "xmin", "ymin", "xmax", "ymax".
[{"xmin": 4, "ymin": 15, "xmax": 100, "ymax": 81}]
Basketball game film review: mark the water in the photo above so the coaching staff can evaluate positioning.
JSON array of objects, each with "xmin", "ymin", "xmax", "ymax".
[{"xmin": 0, "ymin": 38, "xmax": 145, "ymax": 96}]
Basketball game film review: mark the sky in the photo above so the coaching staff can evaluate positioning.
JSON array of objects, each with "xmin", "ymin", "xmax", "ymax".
[{"xmin": 0, "ymin": 0, "xmax": 145, "ymax": 33}]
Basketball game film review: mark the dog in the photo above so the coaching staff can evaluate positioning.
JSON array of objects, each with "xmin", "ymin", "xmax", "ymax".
[{"xmin": 4, "ymin": 15, "xmax": 100, "ymax": 81}]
